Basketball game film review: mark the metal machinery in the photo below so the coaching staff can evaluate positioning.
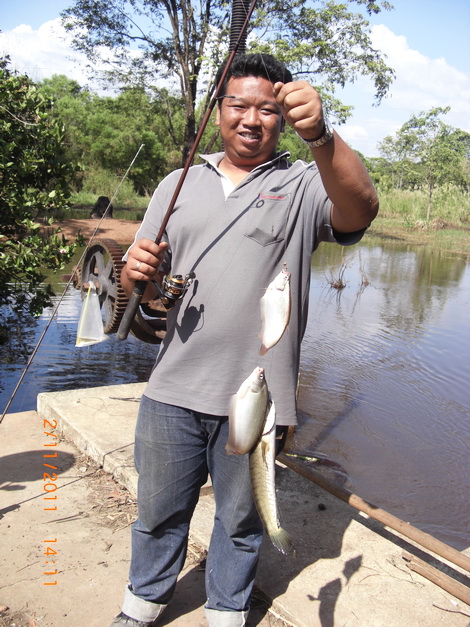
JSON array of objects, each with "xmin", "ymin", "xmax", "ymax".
[{"xmin": 77, "ymin": 238, "xmax": 167, "ymax": 344}]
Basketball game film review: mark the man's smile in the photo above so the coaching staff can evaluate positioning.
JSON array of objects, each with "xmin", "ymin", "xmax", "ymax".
[
  {"xmin": 215, "ymin": 76, "xmax": 284, "ymax": 168},
  {"xmin": 239, "ymin": 131, "xmax": 262, "ymax": 142}
]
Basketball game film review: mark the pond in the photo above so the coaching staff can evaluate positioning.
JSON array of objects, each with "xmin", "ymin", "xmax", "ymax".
[{"xmin": 1, "ymin": 237, "xmax": 469, "ymax": 550}]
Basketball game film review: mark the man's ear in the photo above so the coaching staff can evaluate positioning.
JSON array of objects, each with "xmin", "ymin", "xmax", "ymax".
[{"xmin": 215, "ymin": 105, "xmax": 221, "ymax": 127}]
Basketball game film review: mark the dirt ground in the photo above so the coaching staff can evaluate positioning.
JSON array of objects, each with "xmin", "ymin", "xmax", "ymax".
[
  {"xmin": 55, "ymin": 218, "xmax": 142, "ymax": 246},
  {"xmin": 0, "ymin": 411, "xmax": 287, "ymax": 627}
]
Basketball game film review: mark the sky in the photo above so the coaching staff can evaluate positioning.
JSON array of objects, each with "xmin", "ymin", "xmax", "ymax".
[{"xmin": 1, "ymin": 0, "xmax": 469, "ymax": 157}]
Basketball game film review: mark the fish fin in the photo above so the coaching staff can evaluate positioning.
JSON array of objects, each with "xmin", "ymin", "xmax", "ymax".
[
  {"xmin": 259, "ymin": 343, "xmax": 268, "ymax": 356},
  {"xmin": 262, "ymin": 401, "xmax": 276, "ymax": 435},
  {"xmin": 269, "ymin": 527, "xmax": 294, "ymax": 555}
]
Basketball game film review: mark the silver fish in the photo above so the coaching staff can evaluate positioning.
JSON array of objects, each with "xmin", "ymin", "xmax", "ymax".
[
  {"xmin": 226, "ymin": 366, "xmax": 269, "ymax": 455},
  {"xmin": 259, "ymin": 264, "xmax": 291, "ymax": 355},
  {"xmin": 249, "ymin": 401, "xmax": 293, "ymax": 555}
]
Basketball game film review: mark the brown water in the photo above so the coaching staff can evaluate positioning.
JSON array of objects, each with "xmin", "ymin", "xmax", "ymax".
[
  {"xmin": 295, "ymin": 240, "xmax": 470, "ymax": 549},
  {"xmin": 1, "ymin": 239, "xmax": 469, "ymax": 548}
]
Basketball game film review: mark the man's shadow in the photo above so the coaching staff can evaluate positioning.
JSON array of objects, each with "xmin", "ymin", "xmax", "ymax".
[{"xmin": 0, "ymin": 450, "xmax": 76, "ymax": 518}]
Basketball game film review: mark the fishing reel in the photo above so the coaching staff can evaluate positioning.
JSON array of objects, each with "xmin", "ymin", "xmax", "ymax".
[{"xmin": 153, "ymin": 272, "xmax": 196, "ymax": 310}]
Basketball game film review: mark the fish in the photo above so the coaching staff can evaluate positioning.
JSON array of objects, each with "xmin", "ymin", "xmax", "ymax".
[
  {"xmin": 249, "ymin": 401, "xmax": 294, "ymax": 555},
  {"xmin": 225, "ymin": 366, "xmax": 269, "ymax": 455},
  {"xmin": 259, "ymin": 264, "xmax": 291, "ymax": 355}
]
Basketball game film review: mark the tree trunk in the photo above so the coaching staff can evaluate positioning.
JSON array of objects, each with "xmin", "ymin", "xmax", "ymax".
[
  {"xmin": 426, "ymin": 182, "xmax": 433, "ymax": 221},
  {"xmin": 182, "ymin": 109, "xmax": 196, "ymax": 166},
  {"xmin": 180, "ymin": 70, "xmax": 199, "ymax": 166}
]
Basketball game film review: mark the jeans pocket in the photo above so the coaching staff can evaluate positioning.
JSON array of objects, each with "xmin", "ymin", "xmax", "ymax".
[{"xmin": 244, "ymin": 193, "xmax": 290, "ymax": 247}]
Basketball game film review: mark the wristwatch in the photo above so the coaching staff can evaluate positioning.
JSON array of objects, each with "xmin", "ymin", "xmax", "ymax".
[{"xmin": 300, "ymin": 118, "xmax": 334, "ymax": 148}]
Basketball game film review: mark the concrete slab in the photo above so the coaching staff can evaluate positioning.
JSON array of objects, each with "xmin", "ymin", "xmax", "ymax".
[
  {"xmin": 38, "ymin": 383, "xmax": 145, "ymax": 495},
  {"xmin": 35, "ymin": 383, "xmax": 470, "ymax": 626}
]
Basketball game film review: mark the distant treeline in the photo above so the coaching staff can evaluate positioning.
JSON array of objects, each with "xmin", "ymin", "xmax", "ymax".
[{"xmin": 39, "ymin": 77, "xmax": 469, "ymax": 224}]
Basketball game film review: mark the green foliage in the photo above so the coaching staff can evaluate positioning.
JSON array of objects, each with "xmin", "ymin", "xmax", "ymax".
[
  {"xmin": 66, "ymin": 167, "xmax": 150, "ymax": 214},
  {"xmin": 376, "ymin": 107, "xmax": 470, "ymax": 220},
  {"xmin": 250, "ymin": 0, "xmax": 395, "ymax": 112},
  {"xmin": 278, "ymin": 126, "xmax": 314, "ymax": 161},
  {"xmin": 0, "ymin": 61, "xmax": 77, "ymax": 229},
  {"xmin": 38, "ymin": 77, "xmax": 186, "ymax": 194},
  {"xmin": 0, "ymin": 58, "xmax": 83, "ymax": 319},
  {"xmin": 77, "ymin": 166, "xmax": 139, "ymax": 202},
  {"xmin": 61, "ymin": 0, "xmax": 395, "ymax": 162},
  {"xmin": 1, "ymin": 219, "xmax": 82, "ymax": 314}
]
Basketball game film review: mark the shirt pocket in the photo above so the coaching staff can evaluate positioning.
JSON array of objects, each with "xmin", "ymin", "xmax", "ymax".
[{"xmin": 244, "ymin": 193, "xmax": 291, "ymax": 247}]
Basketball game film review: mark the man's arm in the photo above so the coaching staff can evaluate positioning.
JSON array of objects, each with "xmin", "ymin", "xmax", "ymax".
[{"xmin": 274, "ymin": 81, "xmax": 379, "ymax": 233}]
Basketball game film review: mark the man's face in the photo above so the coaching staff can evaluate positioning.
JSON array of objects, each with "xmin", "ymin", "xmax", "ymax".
[{"xmin": 215, "ymin": 75, "xmax": 284, "ymax": 168}]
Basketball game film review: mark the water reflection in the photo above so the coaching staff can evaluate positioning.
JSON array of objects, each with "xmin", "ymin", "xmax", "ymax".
[
  {"xmin": 0, "ymin": 285, "xmax": 159, "ymax": 414},
  {"xmin": 1, "ymin": 240, "xmax": 469, "ymax": 549},
  {"xmin": 295, "ymin": 241, "xmax": 470, "ymax": 549}
]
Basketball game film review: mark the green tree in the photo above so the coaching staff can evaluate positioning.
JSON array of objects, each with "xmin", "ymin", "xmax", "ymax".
[
  {"xmin": 39, "ymin": 76, "xmax": 187, "ymax": 194},
  {"xmin": 0, "ymin": 58, "xmax": 82, "ymax": 329},
  {"xmin": 39, "ymin": 75, "xmax": 95, "ymax": 169},
  {"xmin": 83, "ymin": 87, "xmax": 186, "ymax": 193},
  {"xmin": 378, "ymin": 107, "xmax": 470, "ymax": 219},
  {"xmin": 62, "ymin": 0, "xmax": 395, "ymax": 165},
  {"xmin": 377, "ymin": 132, "xmax": 416, "ymax": 190}
]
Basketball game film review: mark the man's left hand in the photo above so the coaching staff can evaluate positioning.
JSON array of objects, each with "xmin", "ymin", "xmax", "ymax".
[{"xmin": 273, "ymin": 81, "xmax": 325, "ymax": 142}]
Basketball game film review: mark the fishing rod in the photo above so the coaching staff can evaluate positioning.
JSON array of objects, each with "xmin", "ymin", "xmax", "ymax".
[
  {"xmin": 117, "ymin": 0, "xmax": 258, "ymax": 340},
  {"xmin": 0, "ymin": 144, "xmax": 145, "ymax": 424}
]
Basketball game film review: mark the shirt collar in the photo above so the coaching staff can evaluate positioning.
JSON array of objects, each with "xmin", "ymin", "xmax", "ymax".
[{"xmin": 199, "ymin": 151, "xmax": 290, "ymax": 173}]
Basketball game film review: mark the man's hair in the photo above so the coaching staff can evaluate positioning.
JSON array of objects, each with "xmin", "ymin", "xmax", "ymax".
[{"xmin": 215, "ymin": 53, "xmax": 293, "ymax": 100}]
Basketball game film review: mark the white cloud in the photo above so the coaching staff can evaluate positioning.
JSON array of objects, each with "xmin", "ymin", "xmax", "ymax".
[
  {"xmin": 370, "ymin": 25, "xmax": 470, "ymax": 129},
  {"xmin": 338, "ymin": 124, "xmax": 367, "ymax": 145},
  {"xmin": 339, "ymin": 25, "xmax": 470, "ymax": 156},
  {"xmin": 1, "ymin": 17, "xmax": 170, "ymax": 93},
  {"xmin": 0, "ymin": 19, "xmax": 88, "ymax": 84}
]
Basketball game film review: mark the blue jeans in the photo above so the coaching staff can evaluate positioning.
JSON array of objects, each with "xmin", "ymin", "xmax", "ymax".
[{"xmin": 122, "ymin": 395, "xmax": 263, "ymax": 623}]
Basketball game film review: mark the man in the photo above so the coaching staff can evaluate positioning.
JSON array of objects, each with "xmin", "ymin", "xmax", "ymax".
[{"xmin": 111, "ymin": 53, "xmax": 378, "ymax": 626}]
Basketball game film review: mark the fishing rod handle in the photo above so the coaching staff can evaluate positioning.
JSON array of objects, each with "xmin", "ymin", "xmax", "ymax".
[{"xmin": 117, "ymin": 280, "xmax": 147, "ymax": 340}]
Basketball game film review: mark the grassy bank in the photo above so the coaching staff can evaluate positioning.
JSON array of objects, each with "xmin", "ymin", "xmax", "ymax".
[
  {"xmin": 60, "ymin": 205, "xmax": 147, "ymax": 222},
  {"xmin": 377, "ymin": 186, "xmax": 469, "ymax": 226},
  {"xmin": 368, "ymin": 186, "xmax": 469, "ymax": 256},
  {"xmin": 367, "ymin": 217, "xmax": 469, "ymax": 257}
]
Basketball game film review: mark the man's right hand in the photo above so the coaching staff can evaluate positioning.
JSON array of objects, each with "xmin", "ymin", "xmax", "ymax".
[{"xmin": 121, "ymin": 239, "xmax": 169, "ymax": 299}]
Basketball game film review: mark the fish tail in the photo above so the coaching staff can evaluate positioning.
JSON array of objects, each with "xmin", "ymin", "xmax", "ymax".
[{"xmin": 268, "ymin": 527, "xmax": 294, "ymax": 555}]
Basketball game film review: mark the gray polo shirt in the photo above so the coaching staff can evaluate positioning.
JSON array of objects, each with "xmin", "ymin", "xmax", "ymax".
[{"xmin": 127, "ymin": 151, "xmax": 364, "ymax": 425}]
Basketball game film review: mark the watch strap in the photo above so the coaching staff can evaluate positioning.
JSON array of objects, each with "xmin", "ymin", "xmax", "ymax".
[{"xmin": 299, "ymin": 118, "xmax": 334, "ymax": 148}]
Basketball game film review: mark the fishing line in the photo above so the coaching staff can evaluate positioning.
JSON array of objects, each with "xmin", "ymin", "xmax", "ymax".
[{"xmin": 0, "ymin": 144, "xmax": 146, "ymax": 424}]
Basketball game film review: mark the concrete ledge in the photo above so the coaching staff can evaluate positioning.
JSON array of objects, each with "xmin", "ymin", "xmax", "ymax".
[{"xmin": 38, "ymin": 382, "xmax": 145, "ymax": 495}]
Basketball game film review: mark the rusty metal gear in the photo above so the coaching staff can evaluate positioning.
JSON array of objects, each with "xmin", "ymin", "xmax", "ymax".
[
  {"xmin": 80, "ymin": 239, "xmax": 129, "ymax": 334},
  {"xmin": 79, "ymin": 238, "xmax": 167, "ymax": 343}
]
